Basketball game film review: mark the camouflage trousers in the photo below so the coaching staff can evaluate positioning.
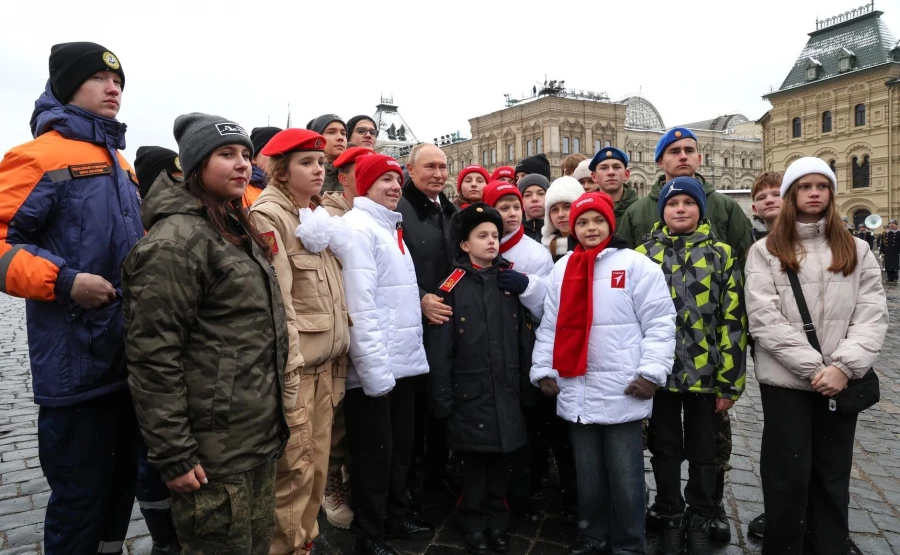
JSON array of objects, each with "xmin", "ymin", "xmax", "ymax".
[
  {"xmin": 642, "ymin": 410, "xmax": 732, "ymax": 472},
  {"xmin": 171, "ymin": 460, "xmax": 276, "ymax": 555}
]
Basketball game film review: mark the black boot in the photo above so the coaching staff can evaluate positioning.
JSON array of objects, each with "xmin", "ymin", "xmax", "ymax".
[
  {"xmin": 486, "ymin": 529, "xmax": 510, "ymax": 553},
  {"xmin": 686, "ymin": 514, "xmax": 712, "ymax": 555},
  {"xmin": 646, "ymin": 503, "xmax": 663, "ymax": 534},
  {"xmin": 568, "ymin": 539, "xmax": 600, "ymax": 555},
  {"xmin": 140, "ymin": 507, "xmax": 181, "ymax": 555},
  {"xmin": 463, "ymin": 531, "xmax": 489, "ymax": 555},
  {"xmin": 660, "ymin": 514, "xmax": 685, "ymax": 555},
  {"xmin": 354, "ymin": 536, "xmax": 399, "ymax": 555},
  {"xmin": 385, "ymin": 515, "xmax": 435, "ymax": 541},
  {"xmin": 747, "ymin": 513, "xmax": 765, "ymax": 539},
  {"xmin": 710, "ymin": 471, "xmax": 730, "ymax": 543}
]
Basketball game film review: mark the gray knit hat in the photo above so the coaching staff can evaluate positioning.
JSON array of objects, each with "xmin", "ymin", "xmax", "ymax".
[
  {"xmin": 307, "ymin": 114, "xmax": 345, "ymax": 135},
  {"xmin": 517, "ymin": 173, "xmax": 550, "ymax": 194},
  {"xmin": 173, "ymin": 112, "xmax": 253, "ymax": 178}
]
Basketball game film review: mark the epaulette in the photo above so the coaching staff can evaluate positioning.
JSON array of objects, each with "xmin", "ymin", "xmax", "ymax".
[{"xmin": 438, "ymin": 268, "xmax": 466, "ymax": 293}]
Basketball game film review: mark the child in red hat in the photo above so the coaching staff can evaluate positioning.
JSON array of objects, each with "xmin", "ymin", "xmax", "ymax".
[
  {"xmin": 531, "ymin": 192, "xmax": 675, "ymax": 555},
  {"xmin": 456, "ymin": 165, "xmax": 490, "ymax": 208}
]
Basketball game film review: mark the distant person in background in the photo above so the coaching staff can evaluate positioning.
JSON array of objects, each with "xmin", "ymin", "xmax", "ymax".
[
  {"xmin": 561, "ymin": 153, "xmax": 587, "ymax": 177},
  {"xmin": 244, "ymin": 126, "xmax": 281, "ymax": 208},
  {"xmin": 491, "ymin": 166, "xmax": 516, "ymax": 183},
  {"xmin": 347, "ymin": 115, "xmax": 379, "ymax": 149},
  {"xmin": 135, "ymin": 145, "xmax": 181, "ymax": 200},
  {"xmin": 856, "ymin": 223, "xmax": 874, "ymax": 249},
  {"xmin": 308, "ymin": 114, "xmax": 347, "ymax": 193},
  {"xmin": 456, "ymin": 165, "xmax": 490, "ymax": 208},
  {"xmin": 589, "ymin": 147, "xmax": 637, "ymax": 229},
  {"xmin": 518, "ymin": 174, "xmax": 550, "ymax": 242},
  {"xmin": 880, "ymin": 219, "xmax": 900, "ymax": 282},
  {"xmin": 572, "ymin": 159, "xmax": 596, "ymax": 192}
]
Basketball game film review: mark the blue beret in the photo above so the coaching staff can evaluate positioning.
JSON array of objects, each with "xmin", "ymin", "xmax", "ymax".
[
  {"xmin": 654, "ymin": 127, "xmax": 697, "ymax": 162},
  {"xmin": 589, "ymin": 147, "xmax": 629, "ymax": 171},
  {"xmin": 658, "ymin": 176, "xmax": 706, "ymax": 221}
]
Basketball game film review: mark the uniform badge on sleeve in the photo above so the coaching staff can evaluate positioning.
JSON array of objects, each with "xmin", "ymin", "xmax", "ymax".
[
  {"xmin": 261, "ymin": 231, "xmax": 279, "ymax": 254},
  {"xmin": 439, "ymin": 268, "xmax": 466, "ymax": 293}
]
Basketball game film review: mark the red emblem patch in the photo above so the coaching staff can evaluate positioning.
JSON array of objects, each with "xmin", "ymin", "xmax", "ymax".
[
  {"xmin": 611, "ymin": 270, "xmax": 626, "ymax": 289},
  {"xmin": 439, "ymin": 268, "xmax": 466, "ymax": 293},
  {"xmin": 261, "ymin": 230, "xmax": 279, "ymax": 254}
]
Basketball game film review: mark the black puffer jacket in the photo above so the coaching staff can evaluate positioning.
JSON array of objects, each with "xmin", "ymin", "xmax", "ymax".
[
  {"xmin": 396, "ymin": 179, "xmax": 458, "ymax": 300},
  {"xmin": 425, "ymin": 257, "xmax": 530, "ymax": 454},
  {"xmin": 523, "ymin": 218, "xmax": 543, "ymax": 242}
]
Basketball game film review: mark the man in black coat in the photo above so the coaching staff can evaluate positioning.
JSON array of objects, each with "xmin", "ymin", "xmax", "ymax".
[
  {"xmin": 397, "ymin": 143, "xmax": 459, "ymax": 495},
  {"xmin": 856, "ymin": 224, "xmax": 875, "ymax": 249},
  {"xmin": 881, "ymin": 219, "xmax": 900, "ymax": 282}
]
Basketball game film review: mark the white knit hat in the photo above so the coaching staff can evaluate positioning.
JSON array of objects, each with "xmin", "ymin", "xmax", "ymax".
[
  {"xmin": 572, "ymin": 159, "xmax": 592, "ymax": 182},
  {"xmin": 541, "ymin": 176, "xmax": 585, "ymax": 249},
  {"xmin": 780, "ymin": 157, "xmax": 837, "ymax": 198}
]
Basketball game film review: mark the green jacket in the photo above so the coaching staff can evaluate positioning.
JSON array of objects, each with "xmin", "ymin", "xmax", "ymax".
[
  {"xmin": 635, "ymin": 222, "xmax": 747, "ymax": 400},
  {"xmin": 122, "ymin": 173, "xmax": 290, "ymax": 481},
  {"xmin": 321, "ymin": 160, "xmax": 341, "ymax": 193},
  {"xmin": 613, "ymin": 185, "xmax": 639, "ymax": 229},
  {"xmin": 619, "ymin": 174, "xmax": 752, "ymax": 269}
]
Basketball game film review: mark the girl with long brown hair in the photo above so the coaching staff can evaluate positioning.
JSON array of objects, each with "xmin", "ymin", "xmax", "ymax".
[
  {"xmin": 248, "ymin": 129, "xmax": 351, "ymax": 555},
  {"xmin": 744, "ymin": 157, "xmax": 887, "ymax": 554},
  {"xmin": 123, "ymin": 113, "xmax": 290, "ymax": 554}
]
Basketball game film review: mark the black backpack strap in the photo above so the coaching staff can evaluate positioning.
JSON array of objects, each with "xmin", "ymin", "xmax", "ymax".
[{"xmin": 785, "ymin": 269, "xmax": 822, "ymax": 354}]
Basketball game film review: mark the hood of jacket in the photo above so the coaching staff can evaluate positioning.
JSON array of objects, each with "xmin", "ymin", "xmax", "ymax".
[
  {"xmin": 649, "ymin": 220, "xmax": 715, "ymax": 248},
  {"xmin": 30, "ymin": 81, "xmax": 126, "ymax": 150},
  {"xmin": 140, "ymin": 172, "xmax": 205, "ymax": 231}
]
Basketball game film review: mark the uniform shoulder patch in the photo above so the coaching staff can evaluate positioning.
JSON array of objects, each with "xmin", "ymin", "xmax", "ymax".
[
  {"xmin": 439, "ymin": 268, "xmax": 466, "ymax": 293},
  {"xmin": 261, "ymin": 230, "xmax": 279, "ymax": 254}
]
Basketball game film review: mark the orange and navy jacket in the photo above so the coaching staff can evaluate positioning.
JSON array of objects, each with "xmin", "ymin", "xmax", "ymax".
[
  {"xmin": 241, "ymin": 164, "xmax": 267, "ymax": 209},
  {"xmin": 0, "ymin": 83, "xmax": 144, "ymax": 406}
]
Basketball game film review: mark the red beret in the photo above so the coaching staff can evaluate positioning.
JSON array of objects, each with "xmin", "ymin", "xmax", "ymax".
[
  {"xmin": 569, "ymin": 192, "xmax": 616, "ymax": 240},
  {"xmin": 482, "ymin": 180, "xmax": 523, "ymax": 207},
  {"xmin": 355, "ymin": 154, "xmax": 404, "ymax": 197},
  {"xmin": 491, "ymin": 166, "xmax": 515, "ymax": 181},
  {"xmin": 334, "ymin": 146, "xmax": 375, "ymax": 169},
  {"xmin": 456, "ymin": 165, "xmax": 490, "ymax": 192},
  {"xmin": 261, "ymin": 129, "xmax": 326, "ymax": 157}
]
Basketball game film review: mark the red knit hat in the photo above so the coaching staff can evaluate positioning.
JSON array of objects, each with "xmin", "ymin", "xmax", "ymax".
[
  {"xmin": 482, "ymin": 180, "xmax": 523, "ymax": 207},
  {"xmin": 456, "ymin": 165, "xmax": 490, "ymax": 192},
  {"xmin": 260, "ymin": 129, "xmax": 326, "ymax": 156},
  {"xmin": 568, "ymin": 192, "xmax": 616, "ymax": 241},
  {"xmin": 491, "ymin": 166, "xmax": 515, "ymax": 181},
  {"xmin": 354, "ymin": 154, "xmax": 404, "ymax": 197},
  {"xmin": 334, "ymin": 146, "xmax": 375, "ymax": 169}
]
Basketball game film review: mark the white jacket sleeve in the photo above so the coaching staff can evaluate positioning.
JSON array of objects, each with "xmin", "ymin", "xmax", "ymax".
[
  {"xmin": 744, "ymin": 242, "xmax": 824, "ymax": 380},
  {"xmin": 830, "ymin": 245, "xmax": 888, "ymax": 378},
  {"xmin": 519, "ymin": 273, "xmax": 547, "ymax": 320},
  {"xmin": 342, "ymin": 228, "xmax": 396, "ymax": 396},
  {"xmin": 530, "ymin": 262, "xmax": 563, "ymax": 385},
  {"xmin": 632, "ymin": 258, "xmax": 677, "ymax": 386}
]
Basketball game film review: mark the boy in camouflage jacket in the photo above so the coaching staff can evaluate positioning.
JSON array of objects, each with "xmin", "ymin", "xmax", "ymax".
[{"xmin": 635, "ymin": 176, "xmax": 747, "ymax": 554}]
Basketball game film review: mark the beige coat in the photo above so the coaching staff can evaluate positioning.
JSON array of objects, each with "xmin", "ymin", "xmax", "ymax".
[
  {"xmin": 745, "ymin": 219, "xmax": 887, "ymax": 391},
  {"xmin": 249, "ymin": 186, "xmax": 350, "ymax": 405},
  {"xmin": 321, "ymin": 191, "xmax": 352, "ymax": 217}
]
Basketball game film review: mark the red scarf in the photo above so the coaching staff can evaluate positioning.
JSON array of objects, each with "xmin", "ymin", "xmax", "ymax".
[
  {"xmin": 553, "ymin": 237, "xmax": 612, "ymax": 378},
  {"xmin": 500, "ymin": 226, "xmax": 525, "ymax": 253}
]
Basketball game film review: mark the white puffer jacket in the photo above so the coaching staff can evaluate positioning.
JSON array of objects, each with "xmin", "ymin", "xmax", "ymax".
[
  {"xmin": 342, "ymin": 197, "xmax": 430, "ymax": 396},
  {"xmin": 530, "ymin": 246, "xmax": 676, "ymax": 425},
  {"xmin": 501, "ymin": 231, "xmax": 554, "ymax": 319},
  {"xmin": 745, "ymin": 220, "xmax": 887, "ymax": 391}
]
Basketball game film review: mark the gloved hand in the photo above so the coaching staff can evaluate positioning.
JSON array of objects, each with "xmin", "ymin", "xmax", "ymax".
[
  {"xmin": 539, "ymin": 378, "xmax": 560, "ymax": 397},
  {"xmin": 624, "ymin": 376, "xmax": 657, "ymax": 400},
  {"xmin": 497, "ymin": 269, "xmax": 529, "ymax": 295}
]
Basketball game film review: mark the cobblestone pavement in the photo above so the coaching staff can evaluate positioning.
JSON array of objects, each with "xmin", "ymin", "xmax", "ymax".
[{"xmin": 0, "ymin": 283, "xmax": 898, "ymax": 554}]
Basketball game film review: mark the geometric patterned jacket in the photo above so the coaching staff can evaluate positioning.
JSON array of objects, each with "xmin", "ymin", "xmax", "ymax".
[{"xmin": 635, "ymin": 222, "xmax": 748, "ymax": 401}]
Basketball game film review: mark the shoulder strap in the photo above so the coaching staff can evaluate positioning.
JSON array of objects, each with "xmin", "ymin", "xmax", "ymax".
[{"xmin": 785, "ymin": 269, "xmax": 822, "ymax": 354}]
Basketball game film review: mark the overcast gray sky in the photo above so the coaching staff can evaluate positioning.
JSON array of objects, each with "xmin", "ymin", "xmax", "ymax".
[{"xmin": 2, "ymin": 0, "xmax": 898, "ymax": 164}]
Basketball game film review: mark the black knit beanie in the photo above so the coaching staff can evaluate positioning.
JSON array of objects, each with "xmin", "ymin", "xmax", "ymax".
[
  {"xmin": 49, "ymin": 42, "xmax": 125, "ymax": 103},
  {"xmin": 514, "ymin": 154, "xmax": 551, "ymax": 180},
  {"xmin": 134, "ymin": 146, "xmax": 179, "ymax": 198},
  {"xmin": 250, "ymin": 127, "xmax": 282, "ymax": 157}
]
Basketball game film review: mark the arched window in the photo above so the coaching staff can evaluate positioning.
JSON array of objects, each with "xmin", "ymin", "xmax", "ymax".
[
  {"xmin": 448, "ymin": 159, "xmax": 453, "ymax": 174},
  {"xmin": 855, "ymin": 104, "xmax": 866, "ymax": 126},
  {"xmin": 853, "ymin": 209, "xmax": 871, "ymax": 229},
  {"xmin": 604, "ymin": 140, "xmax": 611, "ymax": 148},
  {"xmin": 491, "ymin": 148, "xmax": 496, "ymax": 164},
  {"xmin": 527, "ymin": 140, "xmax": 533, "ymax": 157},
  {"xmin": 822, "ymin": 111, "xmax": 832, "ymax": 133},
  {"xmin": 852, "ymin": 155, "xmax": 870, "ymax": 188},
  {"xmin": 483, "ymin": 151, "xmax": 489, "ymax": 166},
  {"xmin": 594, "ymin": 139, "xmax": 601, "ymax": 152},
  {"xmin": 508, "ymin": 144, "xmax": 514, "ymax": 162},
  {"xmin": 537, "ymin": 138, "xmax": 543, "ymax": 154},
  {"xmin": 562, "ymin": 137, "xmax": 569, "ymax": 154},
  {"xmin": 792, "ymin": 117, "xmax": 802, "ymax": 138},
  {"xmin": 573, "ymin": 138, "xmax": 580, "ymax": 153}
]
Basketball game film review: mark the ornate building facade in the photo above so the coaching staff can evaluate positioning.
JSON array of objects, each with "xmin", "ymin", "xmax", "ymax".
[
  {"xmin": 759, "ymin": 2, "xmax": 900, "ymax": 226},
  {"xmin": 392, "ymin": 91, "xmax": 763, "ymax": 200}
]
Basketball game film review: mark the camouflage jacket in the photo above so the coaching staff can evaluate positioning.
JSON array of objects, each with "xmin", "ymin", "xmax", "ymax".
[
  {"xmin": 122, "ymin": 173, "xmax": 290, "ymax": 481},
  {"xmin": 320, "ymin": 160, "xmax": 341, "ymax": 193},
  {"xmin": 635, "ymin": 222, "xmax": 747, "ymax": 400}
]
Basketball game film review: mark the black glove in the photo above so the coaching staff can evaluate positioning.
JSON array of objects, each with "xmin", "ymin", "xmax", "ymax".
[{"xmin": 497, "ymin": 269, "xmax": 529, "ymax": 295}]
